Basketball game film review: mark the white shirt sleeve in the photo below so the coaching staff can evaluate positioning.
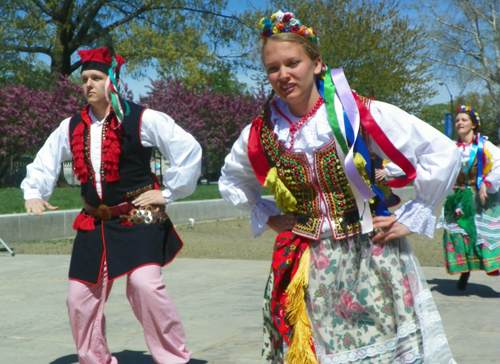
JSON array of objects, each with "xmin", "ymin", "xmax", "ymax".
[
  {"xmin": 20, "ymin": 118, "xmax": 74, "ymax": 201},
  {"xmin": 368, "ymin": 100, "xmax": 461, "ymax": 238},
  {"xmin": 384, "ymin": 161, "xmax": 405, "ymax": 177},
  {"xmin": 219, "ymin": 125, "xmax": 281, "ymax": 237},
  {"xmin": 140, "ymin": 109, "xmax": 202, "ymax": 203},
  {"xmin": 483, "ymin": 140, "xmax": 500, "ymax": 193}
]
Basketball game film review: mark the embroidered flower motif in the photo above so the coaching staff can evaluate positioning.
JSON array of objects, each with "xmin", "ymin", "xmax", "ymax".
[
  {"xmin": 333, "ymin": 290, "xmax": 365, "ymax": 320},
  {"xmin": 372, "ymin": 242, "xmax": 384, "ymax": 256},
  {"xmin": 456, "ymin": 254, "xmax": 466, "ymax": 266},
  {"xmin": 402, "ymin": 275, "xmax": 414, "ymax": 307},
  {"xmin": 315, "ymin": 283, "xmax": 329, "ymax": 299},
  {"xmin": 404, "ymin": 291, "xmax": 414, "ymax": 307},
  {"xmin": 342, "ymin": 333, "xmax": 355, "ymax": 349},
  {"xmin": 315, "ymin": 253, "xmax": 329, "ymax": 270}
]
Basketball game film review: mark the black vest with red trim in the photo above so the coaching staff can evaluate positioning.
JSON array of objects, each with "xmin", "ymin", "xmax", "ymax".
[
  {"xmin": 67, "ymin": 101, "xmax": 182, "ymax": 285},
  {"xmin": 69, "ymin": 101, "xmax": 154, "ymax": 206}
]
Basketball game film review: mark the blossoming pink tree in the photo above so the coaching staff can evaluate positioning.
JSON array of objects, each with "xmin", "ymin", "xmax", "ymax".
[
  {"xmin": 0, "ymin": 76, "xmax": 85, "ymax": 185},
  {"xmin": 141, "ymin": 79, "xmax": 268, "ymax": 181}
]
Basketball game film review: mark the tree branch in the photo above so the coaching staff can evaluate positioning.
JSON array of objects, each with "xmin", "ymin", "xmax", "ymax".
[{"xmin": 30, "ymin": 0, "xmax": 57, "ymax": 19}]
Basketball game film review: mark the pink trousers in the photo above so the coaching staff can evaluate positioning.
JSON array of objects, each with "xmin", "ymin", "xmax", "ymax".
[{"xmin": 67, "ymin": 263, "xmax": 191, "ymax": 364}]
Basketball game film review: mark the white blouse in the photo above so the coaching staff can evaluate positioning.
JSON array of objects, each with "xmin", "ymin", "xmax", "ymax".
[
  {"xmin": 21, "ymin": 108, "xmax": 202, "ymax": 204},
  {"xmin": 219, "ymin": 96, "xmax": 461, "ymax": 239}
]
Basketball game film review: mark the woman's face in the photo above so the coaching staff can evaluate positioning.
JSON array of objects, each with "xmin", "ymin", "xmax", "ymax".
[
  {"xmin": 262, "ymin": 40, "xmax": 322, "ymax": 110},
  {"xmin": 455, "ymin": 112, "xmax": 476, "ymax": 138}
]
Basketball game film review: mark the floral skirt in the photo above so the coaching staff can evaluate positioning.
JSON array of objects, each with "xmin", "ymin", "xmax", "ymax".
[
  {"xmin": 440, "ymin": 191, "xmax": 500, "ymax": 274},
  {"xmin": 261, "ymin": 234, "xmax": 456, "ymax": 364}
]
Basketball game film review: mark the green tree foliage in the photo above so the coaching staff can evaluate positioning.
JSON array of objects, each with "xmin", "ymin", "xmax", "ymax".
[
  {"xmin": 416, "ymin": 103, "xmax": 449, "ymax": 134},
  {"xmin": 0, "ymin": 52, "xmax": 52, "ymax": 89},
  {"xmin": 0, "ymin": 0, "xmax": 255, "ymax": 86},
  {"xmin": 261, "ymin": 0, "xmax": 435, "ymax": 112}
]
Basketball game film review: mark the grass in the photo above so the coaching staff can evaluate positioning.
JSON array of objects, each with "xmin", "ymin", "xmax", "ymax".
[{"xmin": 0, "ymin": 184, "xmax": 271, "ymax": 215}]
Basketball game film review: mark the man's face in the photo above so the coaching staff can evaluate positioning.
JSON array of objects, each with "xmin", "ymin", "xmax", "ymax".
[{"xmin": 81, "ymin": 69, "xmax": 108, "ymax": 106}]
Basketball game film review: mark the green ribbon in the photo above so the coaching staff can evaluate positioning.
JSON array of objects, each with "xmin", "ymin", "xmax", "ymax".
[
  {"xmin": 323, "ymin": 68, "xmax": 348, "ymax": 155},
  {"xmin": 108, "ymin": 57, "xmax": 130, "ymax": 122}
]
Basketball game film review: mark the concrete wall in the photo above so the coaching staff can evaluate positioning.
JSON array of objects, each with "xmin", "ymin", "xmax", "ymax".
[{"xmin": 0, "ymin": 187, "xmax": 415, "ymax": 244}]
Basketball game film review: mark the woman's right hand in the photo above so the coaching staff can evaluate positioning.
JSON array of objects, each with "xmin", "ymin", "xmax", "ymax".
[
  {"xmin": 266, "ymin": 213, "xmax": 297, "ymax": 233},
  {"xmin": 479, "ymin": 182, "xmax": 488, "ymax": 205}
]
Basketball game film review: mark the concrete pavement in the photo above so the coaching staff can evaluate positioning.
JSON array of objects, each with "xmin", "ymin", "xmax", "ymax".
[{"xmin": 0, "ymin": 254, "xmax": 499, "ymax": 364}]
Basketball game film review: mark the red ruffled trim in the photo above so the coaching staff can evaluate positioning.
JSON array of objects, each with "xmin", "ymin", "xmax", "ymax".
[
  {"xmin": 71, "ymin": 122, "xmax": 89, "ymax": 183},
  {"xmin": 102, "ymin": 115, "xmax": 122, "ymax": 183},
  {"xmin": 73, "ymin": 213, "xmax": 95, "ymax": 231}
]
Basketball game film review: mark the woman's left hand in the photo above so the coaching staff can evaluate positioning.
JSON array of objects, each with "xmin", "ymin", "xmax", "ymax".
[
  {"xmin": 132, "ymin": 190, "xmax": 167, "ymax": 207},
  {"xmin": 371, "ymin": 215, "xmax": 412, "ymax": 244},
  {"xmin": 479, "ymin": 182, "xmax": 488, "ymax": 205}
]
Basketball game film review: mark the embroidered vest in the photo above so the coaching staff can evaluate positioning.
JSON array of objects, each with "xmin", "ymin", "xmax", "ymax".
[
  {"xmin": 69, "ymin": 101, "xmax": 154, "ymax": 207},
  {"xmin": 456, "ymin": 155, "xmax": 479, "ymax": 192},
  {"xmin": 257, "ymin": 109, "xmax": 362, "ymax": 240}
]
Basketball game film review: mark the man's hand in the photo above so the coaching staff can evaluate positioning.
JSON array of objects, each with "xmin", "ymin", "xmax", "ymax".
[
  {"xmin": 132, "ymin": 190, "xmax": 167, "ymax": 207},
  {"xmin": 479, "ymin": 182, "xmax": 488, "ymax": 205},
  {"xmin": 266, "ymin": 213, "xmax": 297, "ymax": 234},
  {"xmin": 371, "ymin": 215, "xmax": 411, "ymax": 244},
  {"xmin": 25, "ymin": 199, "xmax": 59, "ymax": 216}
]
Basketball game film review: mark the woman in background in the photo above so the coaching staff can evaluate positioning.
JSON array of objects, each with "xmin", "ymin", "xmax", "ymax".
[{"xmin": 440, "ymin": 105, "xmax": 500, "ymax": 290}]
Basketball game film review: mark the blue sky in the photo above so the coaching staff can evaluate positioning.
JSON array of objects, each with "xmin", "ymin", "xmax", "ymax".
[
  {"xmin": 32, "ymin": 0, "xmax": 452, "ymax": 105},
  {"xmin": 121, "ymin": 0, "xmax": 452, "ymax": 105}
]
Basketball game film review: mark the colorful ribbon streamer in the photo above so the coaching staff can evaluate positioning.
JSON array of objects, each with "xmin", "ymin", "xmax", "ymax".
[
  {"xmin": 323, "ymin": 67, "xmax": 376, "ymax": 202},
  {"xmin": 105, "ymin": 56, "xmax": 130, "ymax": 123}
]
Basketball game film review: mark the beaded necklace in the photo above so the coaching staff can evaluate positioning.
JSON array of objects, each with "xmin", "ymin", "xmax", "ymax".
[{"xmin": 273, "ymin": 97, "xmax": 325, "ymax": 148}]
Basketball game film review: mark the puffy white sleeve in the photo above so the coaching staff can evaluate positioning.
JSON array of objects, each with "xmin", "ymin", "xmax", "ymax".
[
  {"xmin": 20, "ymin": 118, "xmax": 73, "ymax": 201},
  {"xmin": 384, "ymin": 161, "xmax": 405, "ymax": 177},
  {"xmin": 140, "ymin": 109, "xmax": 202, "ymax": 203},
  {"xmin": 368, "ymin": 101, "xmax": 461, "ymax": 238},
  {"xmin": 219, "ymin": 125, "xmax": 281, "ymax": 238},
  {"xmin": 483, "ymin": 140, "xmax": 500, "ymax": 193}
]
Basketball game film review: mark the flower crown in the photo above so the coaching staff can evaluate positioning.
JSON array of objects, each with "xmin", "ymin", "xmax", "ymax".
[
  {"xmin": 259, "ymin": 11, "xmax": 318, "ymax": 44},
  {"xmin": 458, "ymin": 105, "xmax": 481, "ymax": 125}
]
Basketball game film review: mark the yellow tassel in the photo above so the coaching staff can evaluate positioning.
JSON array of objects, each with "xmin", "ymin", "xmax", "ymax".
[
  {"xmin": 265, "ymin": 167, "xmax": 297, "ymax": 213},
  {"xmin": 354, "ymin": 153, "xmax": 374, "ymax": 204},
  {"xmin": 484, "ymin": 149, "xmax": 494, "ymax": 175},
  {"xmin": 285, "ymin": 247, "xmax": 319, "ymax": 364}
]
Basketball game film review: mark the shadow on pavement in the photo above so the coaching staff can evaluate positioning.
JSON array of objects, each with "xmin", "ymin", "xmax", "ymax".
[
  {"xmin": 49, "ymin": 350, "xmax": 207, "ymax": 364},
  {"xmin": 427, "ymin": 278, "xmax": 500, "ymax": 298}
]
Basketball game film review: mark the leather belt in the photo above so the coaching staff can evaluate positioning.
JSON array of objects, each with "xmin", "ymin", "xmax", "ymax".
[{"xmin": 84, "ymin": 202, "xmax": 135, "ymax": 220}]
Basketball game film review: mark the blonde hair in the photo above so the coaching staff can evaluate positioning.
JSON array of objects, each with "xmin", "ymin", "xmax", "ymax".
[{"xmin": 262, "ymin": 33, "xmax": 321, "ymax": 62}]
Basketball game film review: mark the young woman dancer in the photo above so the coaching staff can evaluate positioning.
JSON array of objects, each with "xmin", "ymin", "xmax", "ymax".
[
  {"xmin": 440, "ymin": 105, "xmax": 500, "ymax": 291},
  {"xmin": 220, "ymin": 11, "xmax": 459, "ymax": 364}
]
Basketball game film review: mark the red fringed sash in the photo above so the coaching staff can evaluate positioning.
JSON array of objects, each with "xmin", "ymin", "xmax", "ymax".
[{"xmin": 271, "ymin": 232, "xmax": 313, "ymax": 350}]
